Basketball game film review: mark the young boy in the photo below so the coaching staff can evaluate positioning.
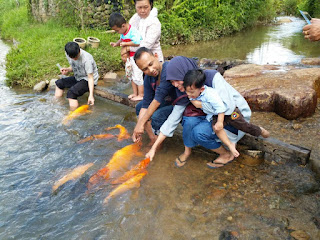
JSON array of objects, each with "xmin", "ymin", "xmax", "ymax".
[
  {"xmin": 109, "ymin": 12, "xmax": 144, "ymax": 101},
  {"xmin": 183, "ymin": 69, "xmax": 270, "ymax": 157},
  {"xmin": 55, "ymin": 41, "xmax": 99, "ymax": 110}
]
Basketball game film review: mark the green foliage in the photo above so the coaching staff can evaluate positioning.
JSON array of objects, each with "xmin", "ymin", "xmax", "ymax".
[
  {"xmin": 282, "ymin": 0, "xmax": 299, "ymax": 15},
  {"xmin": 298, "ymin": 0, "xmax": 320, "ymax": 17},
  {"xmin": 156, "ymin": 0, "xmax": 277, "ymax": 44},
  {"xmin": 1, "ymin": 4, "xmax": 122, "ymax": 87}
]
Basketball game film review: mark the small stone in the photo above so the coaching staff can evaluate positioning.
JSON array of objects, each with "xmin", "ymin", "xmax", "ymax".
[
  {"xmin": 271, "ymin": 160, "xmax": 278, "ymax": 166},
  {"xmin": 290, "ymin": 230, "xmax": 310, "ymax": 240},
  {"xmin": 103, "ymin": 72, "xmax": 118, "ymax": 82},
  {"xmin": 227, "ymin": 216, "xmax": 233, "ymax": 221},
  {"xmin": 292, "ymin": 123, "xmax": 302, "ymax": 130},
  {"xmin": 49, "ymin": 79, "xmax": 58, "ymax": 89}
]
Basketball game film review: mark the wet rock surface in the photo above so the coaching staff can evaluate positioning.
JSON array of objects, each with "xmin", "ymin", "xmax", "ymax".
[{"xmin": 224, "ymin": 64, "xmax": 320, "ymax": 120}]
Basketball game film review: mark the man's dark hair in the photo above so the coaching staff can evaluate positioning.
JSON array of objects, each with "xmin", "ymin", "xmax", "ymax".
[
  {"xmin": 134, "ymin": 0, "xmax": 153, "ymax": 8},
  {"xmin": 134, "ymin": 47, "xmax": 154, "ymax": 62},
  {"xmin": 109, "ymin": 12, "xmax": 126, "ymax": 28},
  {"xmin": 65, "ymin": 42, "xmax": 80, "ymax": 58},
  {"xmin": 183, "ymin": 69, "xmax": 206, "ymax": 89}
]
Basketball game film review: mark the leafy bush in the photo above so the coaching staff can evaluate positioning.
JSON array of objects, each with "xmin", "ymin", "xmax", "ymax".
[{"xmin": 156, "ymin": 0, "xmax": 277, "ymax": 44}]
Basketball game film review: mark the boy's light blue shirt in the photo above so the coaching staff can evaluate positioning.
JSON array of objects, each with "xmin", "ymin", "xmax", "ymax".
[
  {"xmin": 120, "ymin": 25, "xmax": 142, "ymax": 45},
  {"xmin": 189, "ymin": 85, "xmax": 227, "ymax": 122}
]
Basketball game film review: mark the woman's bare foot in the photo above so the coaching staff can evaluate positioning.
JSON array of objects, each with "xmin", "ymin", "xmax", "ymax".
[
  {"xmin": 128, "ymin": 94, "xmax": 137, "ymax": 99},
  {"xmin": 260, "ymin": 127, "xmax": 270, "ymax": 138},
  {"xmin": 131, "ymin": 95, "xmax": 143, "ymax": 101},
  {"xmin": 207, "ymin": 151, "xmax": 234, "ymax": 168}
]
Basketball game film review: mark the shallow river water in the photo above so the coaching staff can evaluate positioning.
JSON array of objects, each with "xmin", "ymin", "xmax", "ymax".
[{"xmin": 1, "ymin": 17, "xmax": 320, "ymax": 240}]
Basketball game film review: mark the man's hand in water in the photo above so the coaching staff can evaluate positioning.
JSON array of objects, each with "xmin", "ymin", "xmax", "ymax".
[{"xmin": 132, "ymin": 121, "xmax": 144, "ymax": 142}]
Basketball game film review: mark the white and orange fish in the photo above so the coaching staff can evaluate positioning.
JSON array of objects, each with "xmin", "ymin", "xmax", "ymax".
[
  {"xmin": 105, "ymin": 124, "xmax": 130, "ymax": 141},
  {"xmin": 52, "ymin": 163, "xmax": 94, "ymax": 192},
  {"xmin": 111, "ymin": 157, "xmax": 150, "ymax": 185},
  {"xmin": 78, "ymin": 133, "xmax": 116, "ymax": 144},
  {"xmin": 62, "ymin": 105, "xmax": 91, "ymax": 125},
  {"xmin": 103, "ymin": 172, "xmax": 147, "ymax": 204},
  {"xmin": 87, "ymin": 142, "xmax": 143, "ymax": 189}
]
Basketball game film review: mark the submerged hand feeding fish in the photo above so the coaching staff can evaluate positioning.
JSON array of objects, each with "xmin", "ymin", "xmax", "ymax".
[
  {"xmin": 111, "ymin": 157, "xmax": 150, "ymax": 185},
  {"xmin": 52, "ymin": 163, "xmax": 94, "ymax": 192},
  {"xmin": 62, "ymin": 105, "xmax": 92, "ymax": 125},
  {"xmin": 87, "ymin": 142, "xmax": 143, "ymax": 189},
  {"xmin": 105, "ymin": 124, "xmax": 130, "ymax": 141},
  {"xmin": 103, "ymin": 172, "xmax": 147, "ymax": 204}
]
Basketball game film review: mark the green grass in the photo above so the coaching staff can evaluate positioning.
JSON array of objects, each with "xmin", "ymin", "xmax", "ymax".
[{"xmin": 1, "ymin": 6, "xmax": 122, "ymax": 87}]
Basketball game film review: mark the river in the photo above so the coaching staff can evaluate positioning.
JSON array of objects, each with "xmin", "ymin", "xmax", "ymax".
[{"xmin": 0, "ymin": 16, "xmax": 319, "ymax": 239}]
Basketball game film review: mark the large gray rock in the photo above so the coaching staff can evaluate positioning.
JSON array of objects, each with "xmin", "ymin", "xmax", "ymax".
[{"xmin": 224, "ymin": 64, "xmax": 320, "ymax": 120}]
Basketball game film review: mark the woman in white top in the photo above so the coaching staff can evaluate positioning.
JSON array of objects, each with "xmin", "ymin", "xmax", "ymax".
[{"xmin": 129, "ymin": 0, "xmax": 163, "ymax": 62}]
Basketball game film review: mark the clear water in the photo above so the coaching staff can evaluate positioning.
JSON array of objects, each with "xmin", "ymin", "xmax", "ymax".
[
  {"xmin": 164, "ymin": 16, "xmax": 320, "ymax": 65},
  {"xmin": 1, "ymin": 16, "xmax": 320, "ymax": 239}
]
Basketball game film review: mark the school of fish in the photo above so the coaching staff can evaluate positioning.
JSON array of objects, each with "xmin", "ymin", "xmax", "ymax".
[
  {"xmin": 87, "ymin": 142, "xmax": 143, "ymax": 189},
  {"xmin": 54, "ymin": 118, "xmax": 149, "ymax": 205}
]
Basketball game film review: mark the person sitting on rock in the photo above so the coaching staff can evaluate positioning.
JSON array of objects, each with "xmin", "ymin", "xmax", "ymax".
[
  {"xmin": 109, "ymin": 12, "xmax": 144, "ymax": 101},
  {"xmin": 183, "ymin": 69, "xmax": 270, "ymax": 159},
  {"xmin": 55, "ymin": 41, "xmax": 99, "ymax": 110}
]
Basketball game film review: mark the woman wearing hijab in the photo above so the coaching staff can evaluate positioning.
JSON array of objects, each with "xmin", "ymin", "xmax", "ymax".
[{"xmin": 144, "ymin": 56, "xmax": 252, "ymax": 169}]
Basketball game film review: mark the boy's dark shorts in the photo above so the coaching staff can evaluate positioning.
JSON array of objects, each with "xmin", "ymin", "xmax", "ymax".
[{"xmin": 55, "ymin": 76, "xmax": 89, "ymax": 99}]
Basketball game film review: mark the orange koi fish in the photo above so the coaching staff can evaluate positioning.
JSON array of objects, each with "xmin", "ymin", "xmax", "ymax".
[
  {"xmin": 62, "ymin": 105, "xmax": 91, "ymax": 125},
  {"xmin": 52, "ymin": 163, "xmax": 94, "ymax": 192},
  {"xmin": 87, "ymin": 142, "xmax": 143, "ymax": 188},
  {"xmin": 103, "ymin": 172, "xmax": 147, "ymax": 204},
  {"xmin": 105, "ymin": 124, "xmax": 130, "ymax": 141},
  {"xmin": 78, "ymin": 133, "xmax": 115, "ymax": 144},
  {"xmin": 111, "ymin": 158, "xmax": 150, "ymax": 185}
]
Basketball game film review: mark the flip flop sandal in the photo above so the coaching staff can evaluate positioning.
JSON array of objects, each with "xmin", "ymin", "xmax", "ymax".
[
  {"xmin": 207, "ymin": 159, "xmax": 234, "ymax": 169},
  {"xmin": 174, "ymin": 156, "xmax": 187, "ymax": 168}
]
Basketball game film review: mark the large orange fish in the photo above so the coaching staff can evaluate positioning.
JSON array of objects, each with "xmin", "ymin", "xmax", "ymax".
[
  {"xmin": 103, "ymin": 172, "xmax": 147, "ymax": 204},
  {"xmin": 105, "ymin": 124, "xmax": 130, "ymax": 141},
  {"xmin": 62, "ymin": 105, "xmax": 91, "ymax": 125},
  {"xmin": 52, "ymin": 163, "xmax": 94, "ymax": 192},
  {"xmin": 87, "ymin": 142, "xmax": 143, "ymax": 189},
  {"xmin": 111, "ymin": 158, "xmax": 150, "ymax": 185},
  {"xmin": 78, "ymin": 133, "xmax": 115, "ymax": 144}
]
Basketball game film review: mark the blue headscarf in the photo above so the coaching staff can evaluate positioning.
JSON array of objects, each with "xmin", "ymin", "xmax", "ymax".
[
  {"xmin": 166, "ymin": 56, "xmax": 198, "ymax": 106},
  {"xmin": 166, "ymin": 56, "xmax": 218, "ymax": 106}
]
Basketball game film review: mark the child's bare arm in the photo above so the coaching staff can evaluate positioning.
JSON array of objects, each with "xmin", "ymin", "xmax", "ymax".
[
  {"xmin": 190, "ymin": 100, "xmax": 202, "ymax": 108},
  {"xmin": 110, "ymin": 39, "xmax": 121, "ymax": 47},
  {"xmin": 120, "ymin": 41, "xmax": 139, "ymax": 47}
]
